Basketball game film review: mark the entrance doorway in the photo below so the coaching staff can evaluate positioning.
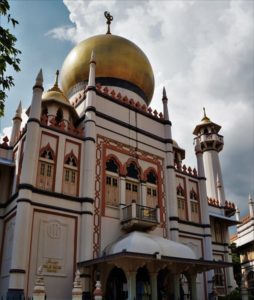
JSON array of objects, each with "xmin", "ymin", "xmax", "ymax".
[
  {"xmin": 157, "ymin": 269, "xmax": 174, "ymax": 300},
  {"xmin": 105, "ymin": 267, "xmax": 127, "ymax": 300},
  {"xmin": 136, "ymin": 266, "xmax": 151, "ymax": 300}
]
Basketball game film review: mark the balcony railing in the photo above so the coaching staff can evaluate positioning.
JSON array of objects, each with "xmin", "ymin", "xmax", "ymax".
[{"xmin": 121, "ymin": 200, "xmax": 160, "ymax": 231}]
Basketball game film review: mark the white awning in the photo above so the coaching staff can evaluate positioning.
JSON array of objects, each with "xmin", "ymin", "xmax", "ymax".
[{"xmin": 0, "ymin": 158, "xmax": 15, "ymax": 167}]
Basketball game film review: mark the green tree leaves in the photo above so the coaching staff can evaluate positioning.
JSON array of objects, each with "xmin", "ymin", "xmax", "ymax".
[{"xmin": 0, "ymin": 0, "xmax": 21, "ymax": 116}]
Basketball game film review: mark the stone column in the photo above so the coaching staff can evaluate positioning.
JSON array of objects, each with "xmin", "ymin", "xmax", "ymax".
[
  {"xmin": 150, "ymin": 272, "xmax": 158, "ymax": 300},
  {"xmin": 162, "ymin": 87, "xmax": 179, "ymax": 242},
  {"xmin": 173, "ymin": 273, "xmax": 180, "ymax": 300},
  {"xmin": 7, "ymin": 70, "xmax": 43, "ymax": 300},
  {"xmin": 127, "ymin": 271, "xmax": 136, "ymax": 300},
  {"xmin": 80, "ymin": 52, "xmax": 97, "ymax": 262},
  {"xmin": 190, "ymin": 274, "xmax": 197, "ymax": 300},
  {"xmin": 141, "ymin": 182, "xmax": 147, "ymax": 206},
  {"xmin": 195, "ymin": 139, "xmax": 214, "ymax": 294}
]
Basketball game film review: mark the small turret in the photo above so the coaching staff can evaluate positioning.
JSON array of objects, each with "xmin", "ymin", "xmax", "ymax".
[
  {"xmin": 235, "ymin": 206, "xmax": 240, "ymax": 222},
  {"xmin": 30, "ymin": 69, "xmax": 43, "ymax": 120},
  {"xmin": 162, "ymin": 87, "xmax": 169, "ymax": 121},
  {"xmin": 88, "ymin": 50, "xmax": 96, "ymax": 87},
  {"xmin": 10, "ymin": 101, "xmax": 22, "ymax": 146},
  {"xmin": 193, "ymin": 108, "xmax": 223, "ymax": 152},
  {"xmin": 248, "ymin": 193, "xmax": 254, "ymax": 218},
  {"xmin": 193, "ymin": 108, "xmax": 225, "ymax": 200}
]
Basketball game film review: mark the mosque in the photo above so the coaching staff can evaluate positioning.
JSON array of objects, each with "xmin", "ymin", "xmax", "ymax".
[{"xmin": 0, "ymin": 12, "xmax": 238, "ymax": 300}]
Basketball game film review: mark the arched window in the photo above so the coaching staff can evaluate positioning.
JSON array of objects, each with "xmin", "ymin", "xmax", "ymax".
[
  {"xmin": 190, "ymin": 188, "xmax": 200, "ymax": 223},
  {"xmin": 146, "ymin": 170, "xmax": 158, "ymax": 207},
  {"xmin": 176, "ymin": 184, "xmax": 187, "ymax": 220},
  {"xmin": 125, "ymin": 162, "xmax": 140, "ymax": 206},
  {"xmin": 37, "ymin": 144, "xmax": 55, "ymax": 191},
  {"xmin": 105, "ymin": 157, "xmax": 119, "ymax": 207},
  {"xmin": 62, "ymin": 151, "xmax": 78, "ymax": 196}
]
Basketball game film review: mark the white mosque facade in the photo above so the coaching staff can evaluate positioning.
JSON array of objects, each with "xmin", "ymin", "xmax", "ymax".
[{"xmin": 0, "ymin": 15, "xmax": 238, "ymax": 300}]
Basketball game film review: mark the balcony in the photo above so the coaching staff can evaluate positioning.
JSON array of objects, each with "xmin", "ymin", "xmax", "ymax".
[{"xmin": 120, "ymin": 200, "xmax": 160, "ymax": 231}]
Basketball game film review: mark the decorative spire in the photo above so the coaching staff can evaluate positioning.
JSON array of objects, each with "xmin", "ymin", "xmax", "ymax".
[
  {"xmin": 90, "ymin": 50, "xmax": 96, "ymax": 64},
  {"xmin": 201, "ymin": 107, "xmax": 210, "ymax": 122},
  {"xmin": 88, "ymin": 50, "xmax": 96, "ymax": 87},
  {"xmin": 162, "ymin": 86, "xmax": 168, "ymax": 101},
  {"xmin": 203, "ymin": 107, "xmax": 206, "ymax": 118},
  {"xmin": 235, "ymin": 206, "xmax": 240, "ymax": 222},
  {"xmin": 248, "ymin": 193, "xmax": 254, "ymax": 218},
  {"xmin": 35, "ymin": 68, "xmax": 43, "ymax": 88},
  {"xmin": 53, "ymin": 70, "xmax": 59, "ymax": 87},
  {"xmin": 162, "ymin": 87, "xmax": 169, "ymax": 121},
  {"xmin": 104, "ymin": 11, "xmax": 113, "ymax": 34},
  {"xmin": 15, "ymin": 101, "xmax": 22, "ymax": 117},
  {"xmin": 249, "ymin": 193, "xmax": 253, "ymax": 203}
]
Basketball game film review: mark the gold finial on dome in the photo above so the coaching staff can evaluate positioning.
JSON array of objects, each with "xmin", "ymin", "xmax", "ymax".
[
  {"xmin": 54, "ymin": 70, "xmax": 60, "ymax": 87},
  {"xmin": 104, "ymin": 11, "xmax": 113, "ymax": 34},
  {"xmin": 201, "ymin": 107, "xmax": 210, "ymax": 123},
  {"xmin": 42, "ymin": 70, "xmax": 69, "ymax": 105}
]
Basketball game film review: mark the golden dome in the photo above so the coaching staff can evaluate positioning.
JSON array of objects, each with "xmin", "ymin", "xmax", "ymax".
[
  {"xmin": 42, "ymin": 70, "xmax": 71, "ymax": 106},
  {"xmin": 60, "ymin": 34, "xmax": 155, "ymax": 105}
]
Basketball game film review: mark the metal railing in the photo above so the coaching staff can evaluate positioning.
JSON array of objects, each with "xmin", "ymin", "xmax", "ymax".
[{"xmin": 121, "ymin": 201, "xmax": 159, "ymax": 223}]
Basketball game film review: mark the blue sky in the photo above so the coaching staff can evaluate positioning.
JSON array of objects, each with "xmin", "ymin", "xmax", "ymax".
[
  {"xmin": 1, "ymin": 0, "xmax": 254, "ymax": 219},
  {"xmin": 0, "ymin": 0, "xmax": 72, "ymax": 130}
]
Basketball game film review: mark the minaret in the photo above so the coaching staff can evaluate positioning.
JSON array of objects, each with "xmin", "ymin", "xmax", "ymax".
[
  {"xmin": 248, "ymin": 193, "xmax": 254, "ymax": 218},
  {"xmin": 162, "ymin": 87, "xmax": 179, "ymax": 242},
  {"xmin": 193, "ymin": 108, "xmax": 225, "ymax": 201},
  {"xmin": 193, "ymin": 115, "xmax": 214, "ymax": 296},
  {"xmin": 235, "ymin": 206, "xmax": 240, "ymax": 222},
  {"xmin": 7, "ymin": 70, "xmax": 43, "ymax": 300},
  {"xmin": 10, "ymin": 101, "xmax": 22, "ymax": 146},
  {"xmin": 80, "ymin": 51, "xmax": 96, "ymax": 260}
]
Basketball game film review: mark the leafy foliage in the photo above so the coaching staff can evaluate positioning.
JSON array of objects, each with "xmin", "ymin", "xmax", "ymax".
[{"xmin": 0, "ymin": 0, "xmax": 21, "ymax": 116}]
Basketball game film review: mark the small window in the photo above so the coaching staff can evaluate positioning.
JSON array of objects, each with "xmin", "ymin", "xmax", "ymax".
[
  {"xmin": 65, "ymin": 169, "xmax": 70, "ymax": 181},
  {"xmin": 127, "ymin": 162, "xmax": 139, "ymax": 179},
  {"xmin": 112, "ymin": 178, "xmax": 118, "ymax": 187},
  {"xmin": 147, "ymin": 188, "xmax": 151, "ymax": 195},
  {"xmin": 126, "ymin": 182, "xmax": 131, "ymax": 190},
  {"xmin": 47, "ymin": 165, "xmax": 52, "ymax": 177},
  {"xmin": 106, "ymin": 176, "xmax": 111, "ymax": 185},
  {"xmin": 147, "ymin": 170, "xmax": 157, "ymax": 184},
  {"xmin": 106, "ymin": 158, "xmax": 119, "ymax": 173},
  {"xmin": 132, "ymin": 184, "xmax": 138, "ymax": 192},
  {"xmin": 40, "ymin": 163, "xmax": 45, "ymax": 176},
  {"xmin": 152, "ymin": 189, "xmax": 157, "ymax": 197},
  {"xmin": 71, "ymin": 171, "xmax": 76, "ymax": 183}
]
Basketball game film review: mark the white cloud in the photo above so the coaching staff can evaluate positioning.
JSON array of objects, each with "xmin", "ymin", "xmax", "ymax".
[{"xmin": 47, "ymin": 0, "xmax": 254, "ymax": 214}]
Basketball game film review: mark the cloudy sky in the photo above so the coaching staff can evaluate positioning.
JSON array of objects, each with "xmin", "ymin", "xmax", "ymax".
[{"xmin": 1, "ymin": 0, "xmax": 253, "ymax": 217}]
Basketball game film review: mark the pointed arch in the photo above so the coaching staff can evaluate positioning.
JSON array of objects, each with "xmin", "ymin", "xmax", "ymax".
[
  {"xmin": 144, "ymin": 167, "xmax": 158, "ymax": 184},
  {"xmin": 176, "ymin": 184, "xmax": 185, "ymax": 197},
  {"xmin": 124, "ymin": 158, "xmax": 142, "ymax": 179},
  {"xmin": 39, "ymin": 143, "xmax": 55, "ymax": 161},
  {"xmin": 105, "ymin": 154, "xmax": 122, "ymax": 174},
  {"xmin": 64, "ymin": 150, "xmax": 78, "ymax": 167}
]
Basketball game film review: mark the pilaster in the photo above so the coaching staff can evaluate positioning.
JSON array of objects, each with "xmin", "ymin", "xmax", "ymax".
[
  {"xmin": 7, "ymin": 70, "xmax": 43, "ymax": 299},
  {"xmin": 80, "ymin": 52, "xmax": 97, "ymax": 261}
]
